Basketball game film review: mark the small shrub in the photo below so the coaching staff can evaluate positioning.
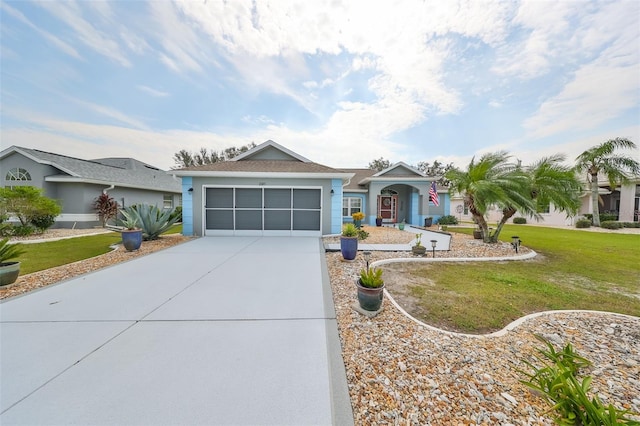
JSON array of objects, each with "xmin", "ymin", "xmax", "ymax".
[
  {"xmin": 29, "ymin": 214, "xmax": 56, "ymax": 232},
  {"xmin": 93, "ymin": 193, "xmax": 119, "ymax": 227},
  {"xmin": 513, "ymin": 217, "xmax": 527, "ymax": 224},
  {"xmin": 436, "ymin": 215, "xmax": 458, "ymax": 225},
  {"xmin": 170, "ymin": 206, "xmax": 182, "ymax": 222},
  {"xmin": 599, "ymin": 213, "xmax": 618, "ymax": 222},
  {"xmin": 121, "ymin": 204, "xmax": 180, "ymax": 240},
  {"xmin": 357, "ymin": 229, "xmax": 369, "ymax": 240},
  {"xmin": 12, "ymin": 225, "xmax": 35, "ymax": 236},
  {"xmin": 600, "ymin": 221, "xmax": 623, "ymax": 230},
  {"xmin": 622, "ymin": 222, "xmax": 640, "ymax": 228},
  {"xmin": 576, "ymin": 219, "xmax": 591, "ymax": 228},
  {"xmin": 519, "ymin": 335, "xmax": 638, "ymax": 425}
]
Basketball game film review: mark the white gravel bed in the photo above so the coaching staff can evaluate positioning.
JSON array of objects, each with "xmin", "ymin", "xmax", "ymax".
[{"xmin": 325, "ymin": 233, "xmax": 640, "ymax": 425}]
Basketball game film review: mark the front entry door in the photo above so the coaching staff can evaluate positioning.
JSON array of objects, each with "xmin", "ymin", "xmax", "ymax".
[{"xmin": 377, "ymin": 195, "xmax": 398, "ymax": 223}]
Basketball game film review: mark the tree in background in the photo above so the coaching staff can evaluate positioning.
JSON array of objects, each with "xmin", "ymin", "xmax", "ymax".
[
  {"xmin": 574, "ymin": 138, "xmax": 640, "ymax": 226},
  {"xmin": 368, "ymin": 157, "xmax": 391, "ymax": 172},
  {"xmin": 445, "ymin": 152, "xmax": 581, "ymax": 243},
  {"xmin": 416, "ymin": 160, "xmax": 457, "ymax": 186},
  {"xmin": 172, "ymin": 143, "xmax": 257, "ymax": 168},
  {"xmin": 93, "ymin": 193, "xmax": 119, "ymax": 227}
]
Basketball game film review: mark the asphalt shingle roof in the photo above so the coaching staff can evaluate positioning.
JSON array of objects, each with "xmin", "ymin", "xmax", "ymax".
[
  {"xmin": 176, "ymin": 160, "xmax": 344, "ymax": 174},
  {"xmin": 9, "ymin": 147, "xmax": 180, "ymax": 192}
]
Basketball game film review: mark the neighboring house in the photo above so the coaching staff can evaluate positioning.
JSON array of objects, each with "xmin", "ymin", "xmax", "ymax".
[
  {"xmin": 171, "ymin": 140, "xmax": 445, "ymax": 237},
  {"xmin": 1, "ymin": 146, "xmax": 182, "ymax": 228},
  {"xmin": 449, "ymin": 177, "xmax": 640, "ymax": 226}
]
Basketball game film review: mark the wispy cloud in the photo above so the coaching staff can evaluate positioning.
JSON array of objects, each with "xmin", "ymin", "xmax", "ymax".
[
  {"xmin": 1, "ymin": 2, "xmax": 82, "ymax": 59},
  {"xmin": 137, "ymin": 85, "xmax": 170, "ymax": 98}
]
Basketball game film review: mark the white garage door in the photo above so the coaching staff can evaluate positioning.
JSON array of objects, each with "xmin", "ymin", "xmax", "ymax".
[{"xmin": 204, "ymin": 186, "xmax": 322, "ymax": 236}]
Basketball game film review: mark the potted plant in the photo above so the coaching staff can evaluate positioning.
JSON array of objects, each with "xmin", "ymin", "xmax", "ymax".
[
  {"xmin": 118, "ymin": 210, "xmax": 143, "ymax": 251},
  {"xmin": 352, "ymin": 211, "xmax": 365, "ymax": 228},
  {"xmin": 0, "ymin": 238, "xmax": 26, "ymax": 286},
  {"xmin": 424, "ymin": 216, "xmax": 433, "ymax": 227},
  {"xmin": 340, "ymin": 223, "xmax": 359, "ymax": 261},
  {"xmin": 356, "ymin": 266, "xmax": 384, "ymax": 311},
  {"xmin": 375, "ymin": 215, "xmax": 383, "ymax": 227},
  {"xmin": 398, "ymin": 220, "xmax": 406, "ymax": 231},
  {"xmin": 411, "ymin": 234, "xmax": 426, "ymax": 255}
]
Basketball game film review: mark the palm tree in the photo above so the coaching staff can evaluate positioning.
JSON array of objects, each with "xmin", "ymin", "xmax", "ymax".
[
  {"xmin": 446, "ymin": 152, "xmax": 533, "ymax": 243},
  {"xmin": 575, "ymin": 138, "xmax": 640, "ymax": 226},
  {"xmin": 446, "ymin": 152, "xmax": 582, "ymax": 243}
]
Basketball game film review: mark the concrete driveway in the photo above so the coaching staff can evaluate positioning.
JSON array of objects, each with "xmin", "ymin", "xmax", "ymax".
[{"xmin": 0, "ymin": 237, "xmax": 353, "ymax": 425}]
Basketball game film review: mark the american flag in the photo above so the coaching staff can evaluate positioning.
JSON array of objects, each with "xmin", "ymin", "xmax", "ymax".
[{"xmin": 429, "ymin": 181, "xmax": 440, "ymax": 206}]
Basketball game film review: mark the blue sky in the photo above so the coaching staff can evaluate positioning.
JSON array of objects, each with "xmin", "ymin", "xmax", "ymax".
[{"xmin": 1, "ymin": 0, "xmax": 638, "ymax": 171}]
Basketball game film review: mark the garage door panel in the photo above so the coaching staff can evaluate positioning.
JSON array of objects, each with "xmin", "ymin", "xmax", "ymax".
[
  {"xmin": 235, "ymin": 188, "xmax": 262, "ymax": 208},
  {"xmin": 264, "ymin": 189, "xmax": 291, "ymax": 208},
  {"xmin": 265, "ymin": 210, "xmax": 291, "ymax": 230},
  {"xmin": 293, "ymin": 211, "xmax": 320, "ymax": 231},
  {"xmin": 236, "ymin": 210, "xmax": 262, "ymax": 230},
  {"xmin": 293, "ymin": 189, "xmax": 321, "ymax": 209},
  {"xmin": 206, "ymin": 210, "xmax": 233, "ymax": 230},
  {"xmin": 206, "ymin": 188, "xmax": 233, "ymax": 208}
]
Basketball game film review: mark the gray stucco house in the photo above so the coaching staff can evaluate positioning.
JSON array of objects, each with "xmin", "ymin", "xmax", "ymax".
[
  {"xmin": 1, "ymin": 146, "xmax": 182, "ymax": 228},
  {"xmin": 171, "ymin": 140, "xmax": 444, "ymax": 237}
]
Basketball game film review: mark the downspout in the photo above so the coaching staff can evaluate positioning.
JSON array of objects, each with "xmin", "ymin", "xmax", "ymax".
[{"xmin": 102, "ymin": 184, "xmax": 115, "ymax": 194}]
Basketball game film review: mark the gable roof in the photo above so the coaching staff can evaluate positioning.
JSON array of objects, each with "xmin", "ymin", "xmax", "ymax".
[
  {"xmin": 171, "ymin": 140, "xmax": 354, "ymax": 181},
  {"xmin": 0, "ymin": 146, "xmax": 180, "ymax": 193}
]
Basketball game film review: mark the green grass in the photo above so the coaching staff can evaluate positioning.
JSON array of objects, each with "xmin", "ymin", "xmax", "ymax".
[
  {"xmin": 399, "ymin": 225, "xmax": 640, "ymax": 334},
  {"xmin": 17, "ymin": 224, "xmax": 183, "ymax": 275}
]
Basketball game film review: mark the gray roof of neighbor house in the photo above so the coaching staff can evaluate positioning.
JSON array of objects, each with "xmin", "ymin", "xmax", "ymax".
[{"xmin": 1, "ymin": 146, "xmax": 181, "ymax": 193}]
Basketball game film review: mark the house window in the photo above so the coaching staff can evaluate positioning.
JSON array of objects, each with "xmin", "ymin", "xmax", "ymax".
[
  {"xmin": 537, "ymin": 202, "xmax": 550, "ymax": 214},
  {"xmin": 6, "ymin": 168, "xmax": 31, "ymax": 181},
  {"xmin": 163, "ymin": 195, "xmax": 173, "ymax": 209},
  {"xmin": 342, "ymin": 197, "xmax": 362, "ymax": 217}
]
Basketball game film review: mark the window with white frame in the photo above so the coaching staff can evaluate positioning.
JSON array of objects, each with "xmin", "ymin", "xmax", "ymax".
[
  {"xmin": 6, "ymin": 168, "xmax": 31, "ymax": 181},
  {"xmin": 342, "ymin": 197, "xmax": 362, "ymax": 216},
  {"xmin": 163, "ymin": 195, "xmax": 173, "ymax": 209}
]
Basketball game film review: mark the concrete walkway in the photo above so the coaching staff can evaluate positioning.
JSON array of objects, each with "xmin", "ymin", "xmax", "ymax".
[
  {"xmin": 0, "ymin": 237, "xmax": 353, "ymax": 425},
  {"xmin": 324, "ymin": 227, "xmax": 452, "ymax": 252}
]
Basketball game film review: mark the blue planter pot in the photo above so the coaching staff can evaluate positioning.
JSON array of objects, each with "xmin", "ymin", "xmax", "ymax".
[
  {"xmin": 354, "ymin": 219, "xmax": 362, "ymax": 229},
  {"xmin": 122, "ymin": 230, "xmax": 143, "ymax": 251},
  {"xmin": 356, "ymin": 279, "xmax": 384, "ymax": 311},
  {"xmin": 340, "ymin": 237, "xmax": 358, "ymax": 261}
]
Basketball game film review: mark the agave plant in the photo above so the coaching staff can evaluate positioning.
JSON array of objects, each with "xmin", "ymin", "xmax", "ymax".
[
  {"xmin": 0, "ymin": 238, "xmax": 25, "ymax": 265},
  {"xmin": 122, "ymin": 204, "xmax": 179, "ymax": 241}
]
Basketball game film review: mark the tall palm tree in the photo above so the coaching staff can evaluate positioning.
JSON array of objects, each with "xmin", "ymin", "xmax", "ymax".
[
  {"xmin": 575, "ymin": 138, "xmax": 640, "ymax": 226},
  {"xmin": 446, "ymin": 152, "xmax": 582, "ymax": 243}
]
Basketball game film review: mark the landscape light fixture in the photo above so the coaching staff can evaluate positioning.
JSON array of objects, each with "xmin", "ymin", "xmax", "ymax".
[
  {"xmin": 363, "ymin": 251, "xmax": 371, "ymax": 270},
  {"xmin": 511, "ymin": 236, "xmax": 520, "ymax": 253},
  {"xmin": 430, "ymin": 240, "xmax": 437, "ymax": 258}
]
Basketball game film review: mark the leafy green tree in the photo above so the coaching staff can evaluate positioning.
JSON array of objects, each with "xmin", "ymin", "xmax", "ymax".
[
  {"xmin": 574, "ymin": 138, "xmax": 640, "ymax": 226},
  {"xmin": 446, "ymin": 152, "xmax": 581, "ymax": 243},
  {"xmin": 368, "ymin": 157, "xmax": 392, "ymax": 172},
  {"xmin": 172, "ymin": 143, "xmax": 257, "ymax": 168},
  {"xmin": 416, "ymin": 160, "xmax": 457, "ymax": 186},
  {"xmin": 0, "ymin": 186, "xmax": 62, "ymax": 227}
]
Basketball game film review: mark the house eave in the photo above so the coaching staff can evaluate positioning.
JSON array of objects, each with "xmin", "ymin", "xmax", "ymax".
[
  {"xmin": 1, "ymin": 146, "xmax": 80, "ymax": 177},
  {"xmin": 44, "ymin": 176, "xmax": 181, "ymax": 193},
  {"xmin": 169, "ymin": 170, "xmax": 355, "ymax": 181},
  {"xmin": 358, "ymin": 176, "xmax": 440, "ymax": 185}
]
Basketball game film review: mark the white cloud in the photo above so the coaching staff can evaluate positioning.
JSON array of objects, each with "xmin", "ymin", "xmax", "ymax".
[{"xmin": 137, "ymin": 85, "xmax": 170, "ymax": 98}]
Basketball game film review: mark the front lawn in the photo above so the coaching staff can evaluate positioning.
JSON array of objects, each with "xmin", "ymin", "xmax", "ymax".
[{"xmin": 388, "ymin": 225, "xmax": 640, "ymax": 334}]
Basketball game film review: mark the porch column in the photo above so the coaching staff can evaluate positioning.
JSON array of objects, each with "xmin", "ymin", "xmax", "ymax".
[{"xmin": 618, "ymin": 183, "xmax": 636, "ymax": 222}]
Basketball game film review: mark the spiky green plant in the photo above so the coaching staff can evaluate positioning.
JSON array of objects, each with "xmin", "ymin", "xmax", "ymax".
[
  {"xmin": 0, "ymin": 238, "xmax": 25, "ymax": 265},
  {"xmin": 359, "ymin": 267, "xmax": 384, "ymax": 288},
  {"xmin": 122, "ymin": 204, "xmax": 179, "ymax": 240}
]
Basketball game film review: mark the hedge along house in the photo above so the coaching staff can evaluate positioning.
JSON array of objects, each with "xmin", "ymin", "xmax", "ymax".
[
  {"xmin": 0, "ymin": 146, "xmax": 182, "ymax": 229},
  {"xmin": 341, "ymin": 163, "xmax": 445, "ymax": 227},
  {"xmin": 171, "ymin": 140, "xmax": 446, "ymax": 237}
]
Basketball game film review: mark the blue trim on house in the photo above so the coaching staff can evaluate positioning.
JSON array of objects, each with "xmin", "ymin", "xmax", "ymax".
[
  {"xmin": 342, "ymin": 192, "xmax": 367, "ymax": 224},
  {"xmin": 331, "ymin": 179, "xmax": 343, "ymax": 234},
  {"xmin": 181, "ymin": 177, "xmax": 193, "ymax": 236}
]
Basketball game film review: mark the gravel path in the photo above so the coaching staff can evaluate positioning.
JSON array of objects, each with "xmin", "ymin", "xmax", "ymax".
[{"xmin": 324, "ymin": 227, "xmax": 640, "ymax": 425}]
